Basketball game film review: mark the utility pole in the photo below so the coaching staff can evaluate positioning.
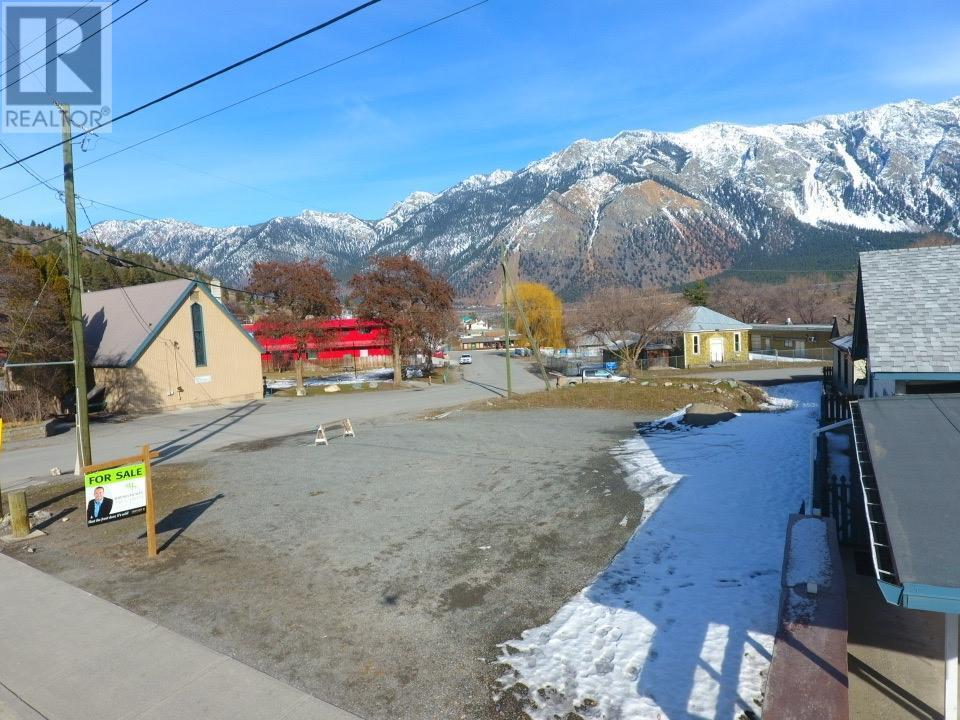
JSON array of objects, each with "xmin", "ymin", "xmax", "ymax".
[
  {"xmin": 59, "ymin": 104, "xmax": 92, "ymax": 468},
  {"xmin": 501, "ymin": 246, "xmax": 512, "ymax": 399}
]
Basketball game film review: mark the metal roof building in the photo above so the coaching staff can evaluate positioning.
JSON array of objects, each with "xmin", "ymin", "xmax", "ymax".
[
  {"xmin": 82, "ymin": 280, "xmax": 263, "ymax": 412},
  {"xmin": 666, "ymin": 306, "xmax": 752, "ymax": 333},
  {"xmin": 852, "ymin": 394, "xmax": 960, "ymax": 719}
]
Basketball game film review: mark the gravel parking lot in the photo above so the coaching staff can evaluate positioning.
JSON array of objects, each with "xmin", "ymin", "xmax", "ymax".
[{"xmin": 8, "ymin": 406, "xmax": 660, "ymax": 720}]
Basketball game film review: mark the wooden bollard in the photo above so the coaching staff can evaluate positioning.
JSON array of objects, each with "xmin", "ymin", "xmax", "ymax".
[{"xmin": 8, "ymin": 491, "xmax": 30, "ymax": 538}]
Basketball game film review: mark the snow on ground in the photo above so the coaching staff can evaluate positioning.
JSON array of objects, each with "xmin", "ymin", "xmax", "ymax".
[
  {"xmin": 497, "ymin": 382, "xmax": 820, "ymax": 720},
  {"xmin": 266, "ymin": 368, "xmax": 393, "ymax": 390}
]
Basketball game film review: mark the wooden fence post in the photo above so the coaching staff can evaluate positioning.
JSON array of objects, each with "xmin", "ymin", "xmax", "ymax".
[{"xmin": 9, "ymin": 491, "xmax": 30, "ymax": 538}]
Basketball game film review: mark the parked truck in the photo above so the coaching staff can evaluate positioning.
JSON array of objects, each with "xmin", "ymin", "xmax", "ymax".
[{"xmin": 558, "ymin": 367, "xmax": 628, "ymax": 386}]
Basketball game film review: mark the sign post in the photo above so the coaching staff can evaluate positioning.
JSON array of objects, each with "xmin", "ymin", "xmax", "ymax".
[
  {"xmin": 82, "ymin": 446, "xmax": 159, "ymax": 557},
  {"xmin": 142, "ymin": 445, "xmax": 157, "ymax": 557}
]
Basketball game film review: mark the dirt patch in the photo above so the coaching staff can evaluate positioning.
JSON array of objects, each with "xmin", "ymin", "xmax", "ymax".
[
  {"xmin": 471, "ymin": 379, "xmax": 767, "ymax": 414},
  {"xmin": 439, "ymin": 581, "xmax": 491, "ymax": 610},
  {"xmin": 213, "ymin": 433, "xmax": 304, "ymax": 453},
  {"xmin": 3, "ymin": 409, "xmax": 655, "ymax": 720}
]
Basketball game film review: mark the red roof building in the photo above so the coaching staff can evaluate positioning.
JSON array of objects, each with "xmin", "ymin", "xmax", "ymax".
[{"xmin": 244, "ymin": 318, "xmax": 392, "ymax": 365}]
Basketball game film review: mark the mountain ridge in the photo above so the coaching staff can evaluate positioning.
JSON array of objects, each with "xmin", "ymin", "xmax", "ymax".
[{"xmin": 89, "ymin": 96, "xmax": 960, "ymax": 298}]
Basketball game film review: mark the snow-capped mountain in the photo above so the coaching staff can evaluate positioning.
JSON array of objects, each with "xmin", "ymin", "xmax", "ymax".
[{"xmin": 90, "ymin": 97, "xmax": 960, "ymax": 297}]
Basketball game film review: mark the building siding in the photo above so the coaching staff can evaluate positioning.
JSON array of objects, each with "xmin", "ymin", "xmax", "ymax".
[
  {"xmin": 96, "ymin": 289, "xmax": 261, "ymax": 413},
  {"xmin": 683, "ymin": 330, "xmax": 750, "ymax": 368},
  {"xmin": 750, "ymin": 327, "xmax": 834, "ymax": 355}
]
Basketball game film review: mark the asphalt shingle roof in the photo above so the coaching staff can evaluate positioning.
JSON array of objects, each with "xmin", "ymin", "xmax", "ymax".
[{"xmin": 859, "ymin": 246, "xmax": 960, "ymax": 373}]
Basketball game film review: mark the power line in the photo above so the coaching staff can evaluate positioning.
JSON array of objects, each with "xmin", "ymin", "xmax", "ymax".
[
  {"xmin": 75, "ymin": 194, "xmax": 156, "ymax": 221},
  {"xmin": 0, "ymin": 226, "xmax": 261, "ymax": 298},
  {"xmin": 75, "ymin": 129, "xmax": 322, "ymax": 209},
  {"xmin": 0, "ymin": 137, "xmax": 63, "ymax": 197},
  {"xmin": 0, "ymin": 0, "xmax": 491, "ymax": 203},
  {"xmin": 80, "ymin": 242, "xmax": 264, "ymax": 297},
  {"xmin": 0, "ymin": 0, "xmax": 385, "ymax": 171},
  {"xmin": 0, "ymin": 134, "xmax": 157, "ymax": 223},
  {"xmin": 82, "ymin": 204, "xmax": 155, "ymax": 332},
  {"xmin": 1, "ymin": 0, "xmax": 98, "ymax": 68},
  {"xmin": 0, "ymin": 248, "xmax": 65, "ymax": 367},
  {"xmin": 0, "ymin": 0, "xmax": 124, "ymax": 89}
]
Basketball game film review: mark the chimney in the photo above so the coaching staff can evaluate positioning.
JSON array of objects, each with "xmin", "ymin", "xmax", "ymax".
[{"xmin": 210, "ymin": 279, "xmax": 223, "ymax": 301}]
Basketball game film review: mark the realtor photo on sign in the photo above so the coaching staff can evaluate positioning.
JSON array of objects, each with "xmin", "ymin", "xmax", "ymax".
[{"xmin": 83, "ymin": 462, "xmax": 147, "ymax": 526}]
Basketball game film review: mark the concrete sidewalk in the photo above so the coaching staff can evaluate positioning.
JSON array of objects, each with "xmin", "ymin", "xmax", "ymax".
[{"xmin": 0, "ymin": 554, "xmax": 362, "ymax": 720}]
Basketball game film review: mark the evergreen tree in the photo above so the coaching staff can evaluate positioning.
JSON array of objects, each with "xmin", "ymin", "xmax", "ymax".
[{"xmin": 682, "ymin": 279, "xmax": 710, "ymax": 306}]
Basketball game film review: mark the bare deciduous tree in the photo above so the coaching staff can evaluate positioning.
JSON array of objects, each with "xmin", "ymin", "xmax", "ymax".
[
  {"xmin": 349, "ymin": 255, "xmax": 456, "ymax": 383},
  {"xmin": 248, "ymin": 259, "xmax": 341, "ymax": 395},
  {"xmin": 572, "ymin": 287, "xmax": 683, "ymax": 373},
  {"xmin": 710, "ymin": 278, "xmax": 778, "ymax": 323},
  {"xmin": 712, "ymin": 274, "xmax": 856, "ymax": 326},
  {"xmin": 779, "ymin": 275, "xmax": 831, "ymax": 324}
]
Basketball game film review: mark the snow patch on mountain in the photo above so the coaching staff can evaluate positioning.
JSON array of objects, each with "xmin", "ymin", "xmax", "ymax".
[{"xmin": 88, "ymin": 96, "xmax": 960, "ymax": 294}]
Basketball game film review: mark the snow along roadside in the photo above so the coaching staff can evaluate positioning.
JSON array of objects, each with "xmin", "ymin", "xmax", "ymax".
[{"xmin": 496, "ymin": 381, "xmax": 819, "ymax": 719}]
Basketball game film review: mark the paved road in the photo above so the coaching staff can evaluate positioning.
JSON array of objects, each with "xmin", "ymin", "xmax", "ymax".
[{"xmin": 0, "ymin": 351, "xmax": 547, "ymax": 488}]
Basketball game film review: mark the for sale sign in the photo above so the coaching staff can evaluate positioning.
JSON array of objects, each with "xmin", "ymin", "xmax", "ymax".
[{"xmin": 84, "ymin": 461, "xmax": 146, "ymax": 526}]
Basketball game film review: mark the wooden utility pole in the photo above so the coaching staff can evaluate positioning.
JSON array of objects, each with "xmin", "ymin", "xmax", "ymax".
[{"xmin": 58, "ymin": 104, "xmax": 92, "ymax": 467}]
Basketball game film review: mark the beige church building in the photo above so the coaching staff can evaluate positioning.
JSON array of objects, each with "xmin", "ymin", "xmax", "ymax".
[{"xmin": 82, "ymin": 279, "xmax": 263, "ymax": 413}]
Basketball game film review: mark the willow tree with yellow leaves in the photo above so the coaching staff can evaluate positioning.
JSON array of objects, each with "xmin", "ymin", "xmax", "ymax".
[{"xmin": 510, "ymin": 281, "xmax": 565, "ymax": 348}]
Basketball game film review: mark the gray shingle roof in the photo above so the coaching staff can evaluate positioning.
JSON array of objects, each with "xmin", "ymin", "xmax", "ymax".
[
  {"xmin": 859, "ymin": 245, "xmax": 960, "ymax": 373},
  {"xmin": 667, "ymin": 306, "xmax": 751, "ymax": 333},
  {"xmin": 82, "ymin": 279, "xmax": 194, "ymax": 367}
]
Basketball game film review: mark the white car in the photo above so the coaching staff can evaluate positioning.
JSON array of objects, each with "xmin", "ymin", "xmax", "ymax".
[{"xmin": 459, "ymin": 354, "xmax": 473, "ymax": 365}]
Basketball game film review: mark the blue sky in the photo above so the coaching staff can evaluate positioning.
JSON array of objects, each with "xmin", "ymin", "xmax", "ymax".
[{"xmin": 0, "ymin": 0, "xmax": 957, "ymax": 229}]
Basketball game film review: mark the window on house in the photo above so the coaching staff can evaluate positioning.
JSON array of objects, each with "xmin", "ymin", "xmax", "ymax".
[
  {"xmin": 734, "ymin": 333, "xmax": 741, "ymax": 353},
  {"xmin": 191, "ymin": 302, "xmax": 207, "ymax": 367},
  {"xmin": 692, "ymin": 335, "xmax": 700, "ymax": 354}
]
